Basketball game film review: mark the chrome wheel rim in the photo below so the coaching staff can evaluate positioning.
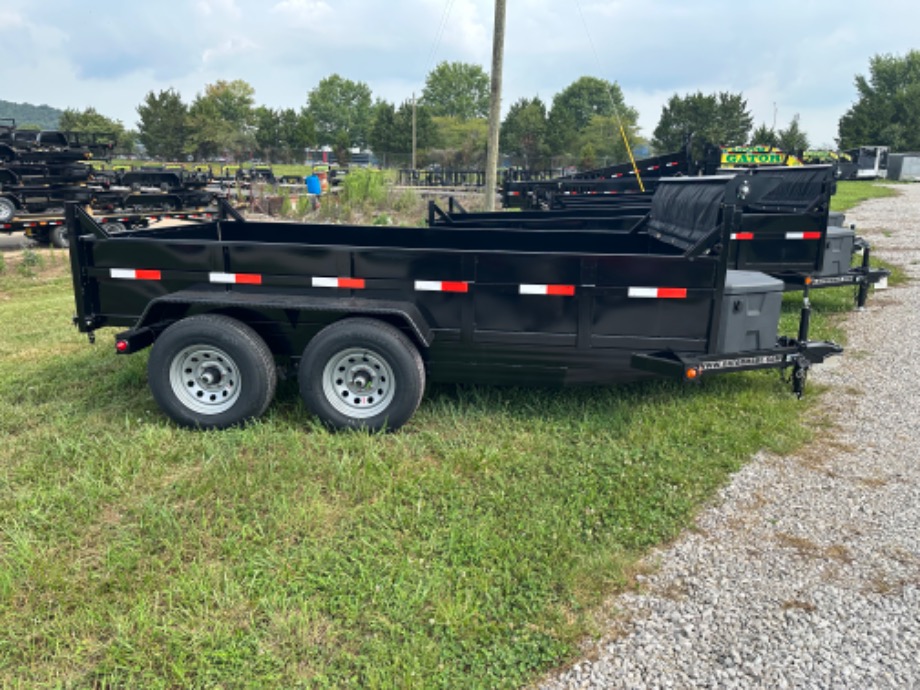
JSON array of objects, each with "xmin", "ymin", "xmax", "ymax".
[
  {"xmin": 0, "ymin": 200, "xmax": 14, "ymax": 223},
  {"xmin": 322, "ymin": 347, "xmax": 395, "ymax": 419},
  {"xmin": 169, "ymin": 345, "xmax": 241, "ymax": 415}
]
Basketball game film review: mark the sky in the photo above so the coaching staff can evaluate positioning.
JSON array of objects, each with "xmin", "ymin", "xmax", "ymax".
[{"xmin": 1, "ymin": 0, "xmax": 918, "ymax": 149}]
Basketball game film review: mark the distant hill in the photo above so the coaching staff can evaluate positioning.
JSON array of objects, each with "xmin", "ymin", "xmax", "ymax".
[{"xmin": 0, "ymin": 99, "xmax": 63, "ymax": 130}]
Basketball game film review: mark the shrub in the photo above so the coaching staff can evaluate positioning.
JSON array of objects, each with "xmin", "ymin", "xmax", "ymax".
[{"xmin": 17, "ymin": 247, "xmax": 44, "ymax": 277}]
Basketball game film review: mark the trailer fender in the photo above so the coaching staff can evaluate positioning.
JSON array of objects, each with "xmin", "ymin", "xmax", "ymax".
[{"xmin": 129, "ymin": 287, "xmax": 435, "ymax": 350}]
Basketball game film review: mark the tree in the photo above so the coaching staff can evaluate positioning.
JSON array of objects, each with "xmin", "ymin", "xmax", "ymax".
[
  {"xmin": 203, "ymin": 79, "xmax": 255, "ymax": 129},
  {"xmin": 500, "ymin": 96, "xmax": 549, "ymax": 168},
  {"xmin": 137, "ymin": 89, "xmax": 188, "ymax": 160},
  {"xmin": 838, "ymin": 50, "xmax": 920, "ymax": 150},
  {"xmin": 253, "ymin": 106, "xmax": 281, "ymax": 161},
  {"xmin": 59, "ymin": 107, "xmax": 127, "ymax": 154},
  {"xmin": 370, "ymin": 100, "xmax": 436, "ymax": 166},
  {"xmin": 184, "ymin": 80, "xmax": 256, "ymax": 161},
  {"xmin": 776, "ymin": 114, "xmax": 809, "ymax": 154},
  {"xmin": 59, "ymin": 107, "xmax": 124, "ymax": 135},
  {"xmin": 574, "ymin": 114, "xmax": 644, "ymax": 168},
  {"xmin": 652, "ymin": 91, "xmax": 753, "ymax": 158},
  {"xmin": 185, "ymin": 95, "xmax": 236, "ymax": 161},
  {"xmin": 420, "ymin": 61, "xmax": 490, "ymax": 120},
  {"xmin": 546, "ymin": 77, "xmax": 639, "ymax": 159},
  {"xmin": 306, "ymin": 74, "xmax": 374, "ymax": 148},
  {"xmin": 750, "ymin": 123, "xmax": 778, "ymax": 147},
  {"xmin": 278, "ymin": 108, "xmax": 314, "ymax": 163},
  {"xmin": 430, "ymin": 117, "xmax": 488, "ymax": 167},
  {"xmin": 369, "ymin": 101, "xmax": 397, "ymax": 162}
]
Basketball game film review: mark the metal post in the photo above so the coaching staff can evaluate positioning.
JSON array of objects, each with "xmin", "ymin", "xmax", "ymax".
[{"xmin": 483, "ymin": 0, "xmax": 506, "ymax": 211}]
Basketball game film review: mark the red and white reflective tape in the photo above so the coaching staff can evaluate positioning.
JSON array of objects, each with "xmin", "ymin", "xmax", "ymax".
[
  {"xmin": 628, "ymin": 286, "xmax": 688, "ymax": 299},
  {"xmin": 210, "ymin": 272, "xmax": 262, "ymax": 285},
  {"xmin": 414, "ymin": 280, "xmax": 469, "ymax": 293},
  {"xmin": 519, "ymin": 283, "xmax": 576, "ymax": 296},
  {"xmin": 110, "ymin": 268, "xmax": 161, "ymax": 281},
  {"xmin": 731, "ymin": 232, "xmax": 755, "ymax": 240},
  {"xmin": 785, "ymin": 231, "xmax": 822, "ymax": 240},
  {"xmin": 312, "ymin": 276, "xmax": 365, "ymax": 289}
]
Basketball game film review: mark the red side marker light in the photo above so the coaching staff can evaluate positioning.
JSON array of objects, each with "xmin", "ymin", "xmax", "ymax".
[{"xmin": 116, "ymin": 340, "xmax": 129, "ymax": 353}]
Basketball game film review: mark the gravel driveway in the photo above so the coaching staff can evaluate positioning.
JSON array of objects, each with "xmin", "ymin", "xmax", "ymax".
[{"xmin": 536, "ymin": 185, "xmax": 920, "ymax": 689}]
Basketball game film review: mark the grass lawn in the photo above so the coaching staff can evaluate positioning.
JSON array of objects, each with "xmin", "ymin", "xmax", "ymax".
[
  {"xmin": 831, "ymin": 180, "xmax": 900, "ymax": 211},
  {"xmin": 0, "ymin": 181, "xmax": 898, "ymax": 688}
]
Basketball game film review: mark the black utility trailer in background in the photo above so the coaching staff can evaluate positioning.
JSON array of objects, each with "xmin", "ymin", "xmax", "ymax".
[
  {"xmin": 435, "ymin": 166, "xmax": 889, "ymax": 308},
  {"xmin": 67, "ymin": 174, "xmax": 842, "ymax": 432}
]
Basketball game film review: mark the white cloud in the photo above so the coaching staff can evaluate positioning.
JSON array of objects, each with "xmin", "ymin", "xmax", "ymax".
[
  {"xmin": 270, "ymin": 0, "xmax": 332, "ymax": 27},
  {"xmin": 202, "ymin": 36, "xmax": 259, "ymax": 65},
  {"xmin": 196, "ymin": 0, "xmax": 242, "ymax": 19}
]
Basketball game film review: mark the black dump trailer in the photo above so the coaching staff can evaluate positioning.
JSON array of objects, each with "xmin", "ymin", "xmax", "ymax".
[
  {"xmin": 67, "ymin": 174, "xmax": 842, "ymax": 432},
  {"xmin": 436, "ymin": 166, "xmax": 889, "ymax": 307}
]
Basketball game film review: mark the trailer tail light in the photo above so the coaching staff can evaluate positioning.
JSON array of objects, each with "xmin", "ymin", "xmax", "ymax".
[
  {"xmin": 415, "ymin": 281, "xmax": 469, "ymax": 293},
  {"xmin": 116, "ymin": 340, "xmax": 129, "ymax": 353},
  {"xmin": 628, "ymin": 287, "xmax": 688, "ymax": 299},
  {"xmin": 731, "ymin": 232, "xmax": 755, "ymax": 240},
  {"xmin": 209, "ymin": 272, "xmax": 263, "ymax": 285},
  {"xmin": 312, "ymin": 277, "xmax": 365, "ymax": 289},
  {"xmin": 110, "ymin": 268, "xmax": 162, "ymax": 281},
  {"xmin": 786, "ymin": 232, "xmax": 822, "ymax": 240},
  {"xmin": 519, "ymin": 284, "xmax": 576, "ymax": 296}
]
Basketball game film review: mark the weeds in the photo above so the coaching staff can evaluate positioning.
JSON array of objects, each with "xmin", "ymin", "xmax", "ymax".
[{"xmin": 16, "ymin": 247, "xmax": 44, "ymax": 277}]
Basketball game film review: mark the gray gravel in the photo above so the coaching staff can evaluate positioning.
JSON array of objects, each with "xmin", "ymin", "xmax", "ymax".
[{"xmin": 535, "ymin": 184, "xmax": 920, "ymax": 690}]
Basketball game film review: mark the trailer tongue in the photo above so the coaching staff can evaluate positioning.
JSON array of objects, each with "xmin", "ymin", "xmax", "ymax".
[{"xmin": 67, "ymin": 172, "xmax": 841, "ymax": 432}]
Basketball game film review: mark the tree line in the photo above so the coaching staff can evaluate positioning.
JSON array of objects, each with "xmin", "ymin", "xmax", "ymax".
[{"xmin": 54, "ymin": 50, "xmax": 920, "ymax": 168}]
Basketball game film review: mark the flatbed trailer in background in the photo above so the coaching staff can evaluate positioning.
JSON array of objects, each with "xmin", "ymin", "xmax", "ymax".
[
  {"xmin": 67, "ymin": 172, "xmax": 842, "ymax": 432},
  {"xmin": 2, "ymin": 209, "xmax": 218, "ymax": 248}
]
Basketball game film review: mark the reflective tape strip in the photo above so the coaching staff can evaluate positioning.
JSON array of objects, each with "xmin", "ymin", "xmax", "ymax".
[
  {"xmin": 111, "ymin": 268, "xmax": 161, "ymax": 281},
  {"xmin": 312, "ymin": 276, "xmax": 365, "ymax": 289},
  {"xmin": 520, "ymin": 283, "xmax": 576, "ymax": 296},
  {"xmin": 786, "ymin": 232, "xmax": 822, "ymax": 240},
  {"xmin": 210, "ymin": 272, "xmax": 263, "ymax": 285},
  {"xmin": 414, "ymin": 280, "xmax": 469, "ymax": 293},
  {"xmin": 731, "ymin": 232, "xmax": 755, "ymax": 240},
  {"xmin": 628, "ymin": 286, "xmax": 687, "ymax": 299}
]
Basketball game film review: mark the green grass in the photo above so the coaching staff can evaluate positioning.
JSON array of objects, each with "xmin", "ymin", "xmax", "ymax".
[
  {"xmin": 831, "ymin": 180, "xmax": 900, "ymax": 211},
  {"xmin": 0, "ymin": 246, "xmax": 877, "ymax": 688}
]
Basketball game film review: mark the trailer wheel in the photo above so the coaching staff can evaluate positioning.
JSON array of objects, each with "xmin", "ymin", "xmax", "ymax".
[
  {"xmin": 148, "ymin": 315, "xmax": 277, "ymax": 429},
  {"xmin": 299, "ymin": 318, "xmax": 425, "ymax": 432},
  {"xmin": 101, "ymin": 221, "xmax": 127, "ymax": 234},
  {"xmin": 49, "ymin": 224, "xmax": 69, "ymax": 249},
  {"xmin": 0, "ymin": 197, "xmax": 16, "ymax": 223}
]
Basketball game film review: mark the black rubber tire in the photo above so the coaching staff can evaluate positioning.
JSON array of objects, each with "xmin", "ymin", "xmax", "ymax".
[
  {"xmin": 299, "ymin": 318, "xmax": 425, "ymax": 432},
  {"xmin": 0, "ymin": 196, "xmax": 16, "ymax": 223},
  {"xmin": 148, "ymin": 314, "xmax": 277, "ymax": 429},
  {"xmin": 101, "ymin": 221, "xmax": 127, "ymax": 234},
  {"xmin": 49, "ymin": 224, "xmax": 69, "ymax": 249}
]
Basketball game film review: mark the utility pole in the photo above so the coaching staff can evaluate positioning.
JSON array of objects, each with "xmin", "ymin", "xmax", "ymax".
[
  {"xmin": 483, "ymin": 0, "xmax": 506, "ymax": 211},
  {"xmin": 412, "ymin": 92, "xmax": 417, "ymax": 170}
]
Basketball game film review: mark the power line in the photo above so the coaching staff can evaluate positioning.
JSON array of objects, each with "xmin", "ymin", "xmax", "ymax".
[
  {"xmin": 425, "ymin": 0, "xmax": 457, "ymax": 75},
  {"xmin": 573, "ymin": 0, "xmax": 644, "ymax": 189}
]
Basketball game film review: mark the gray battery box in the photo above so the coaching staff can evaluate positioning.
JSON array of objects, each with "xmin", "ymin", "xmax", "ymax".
[
  {"xmin": 717, "ymin": 270, "xmax": 784, "ymax": 354},
  {"xmin": 817, "ymin": 225, "xmax": 856, "ymax": 277}
]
